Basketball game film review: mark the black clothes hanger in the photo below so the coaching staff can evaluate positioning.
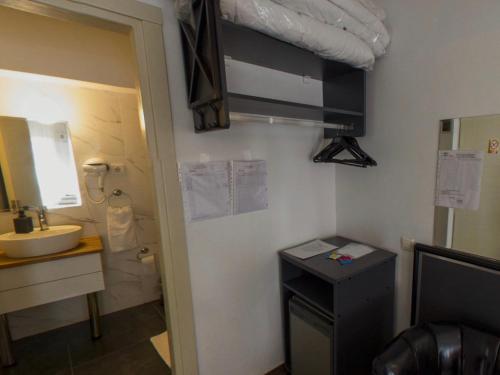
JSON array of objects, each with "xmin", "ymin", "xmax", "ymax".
[{"xmin": 313, "ymin": 136, "xmax": 377, "ymax": 168}]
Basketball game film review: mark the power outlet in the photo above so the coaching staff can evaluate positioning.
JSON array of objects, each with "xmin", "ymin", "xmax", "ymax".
[
  {"xmin": 401, "ymin": 236, "xmax": 416, "ymax": 252},
  {"xmin": 109, "ymin": 163, "xmax": 126, "ymax": 175}
]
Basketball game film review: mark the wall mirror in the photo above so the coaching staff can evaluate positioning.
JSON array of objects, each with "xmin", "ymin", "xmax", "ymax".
[
  {"xmin": 434, "ymin": 114, "xmax": 500, "ymax": 260},
  {"xmin": 0, "ymin": 116, "xmax": 81, "ymax": 211}
]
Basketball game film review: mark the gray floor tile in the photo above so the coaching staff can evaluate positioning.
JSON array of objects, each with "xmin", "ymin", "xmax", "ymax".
[
  {"xmin": 1, "ymin": 301, "xmax": 167, "ymax": 375},
  {"xmin": 68, "ymin": 302, "xmax": 166, "ymax": 367},
  {"xmin": 151, "ymin": 300, "xmax": 167, "ymax": 322},
  {"xmin": 0, "ymin": 336, "xmax": 71, "ymax": 375},
  {"xmin": 72, "ymin": 340, "xmax": 170, "ymax": 375}
]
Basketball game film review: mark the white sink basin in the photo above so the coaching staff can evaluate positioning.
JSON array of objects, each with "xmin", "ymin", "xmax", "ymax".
[{"xmin": 0, "ymin": 225, "xmax": 83, "ymax": 258}]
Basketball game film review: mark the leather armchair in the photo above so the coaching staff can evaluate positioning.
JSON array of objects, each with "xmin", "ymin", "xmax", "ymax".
[{"xmin": 373, "ymin": 323, "xmax": 500, "ymax": 375}]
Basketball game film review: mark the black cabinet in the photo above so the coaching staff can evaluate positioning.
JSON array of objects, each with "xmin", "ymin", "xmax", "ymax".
[{"xmin": 280, "ymin": 236, "xmax": 396, "ymax": 375}]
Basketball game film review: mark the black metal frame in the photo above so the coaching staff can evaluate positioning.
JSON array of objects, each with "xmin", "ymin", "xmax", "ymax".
[
  {"xmin": 411, "ymin": 243, "xmax": 500, "ymax": 326},
  {"xmin": 179, "ymin": 0, "xmax": 229, "ymax": 132}
]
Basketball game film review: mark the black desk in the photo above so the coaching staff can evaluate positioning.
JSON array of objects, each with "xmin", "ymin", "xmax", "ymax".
[{"xmin": 280, "ymin": 236, "xmax": 396, "ymax": 375}]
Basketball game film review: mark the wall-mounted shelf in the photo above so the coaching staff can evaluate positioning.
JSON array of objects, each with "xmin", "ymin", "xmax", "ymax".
[
  {"xmin": 229, "ymin": 93, "xmax": 325, "ymax": 122},
  {"xmin": 179, "ymin": 0, "xmax": 366, "ymax": 136},
  {"xmin": 228, "ymin": 94, "xmax": 358, "ymax": 131}
]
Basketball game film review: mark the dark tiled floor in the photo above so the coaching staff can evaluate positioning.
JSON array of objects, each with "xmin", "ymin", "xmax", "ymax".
[{"xmin": 1, "ymin": 301, "xmax": 170, "ymax": 375}]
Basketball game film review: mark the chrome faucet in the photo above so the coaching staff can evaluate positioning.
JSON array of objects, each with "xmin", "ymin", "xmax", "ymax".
[
  {"xmin": 24, "ymin": 206, "xmax": 50, "ymax": 231},
  {"xmin": 36, "ymin": 207, "xmax": 49, "ymax": 231}
]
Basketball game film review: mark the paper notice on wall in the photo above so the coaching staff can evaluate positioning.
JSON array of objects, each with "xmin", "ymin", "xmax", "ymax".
[
  {"xmin": 233, "ymin": 160, "xmax": 268, "ymax": 215},
  {"xmin": 435, "ymin": 150, "xmax": 484, "ymax": 210},
  {"xmin": 179, "ymin": 161, "xmax": 231, "ymax": 222}
]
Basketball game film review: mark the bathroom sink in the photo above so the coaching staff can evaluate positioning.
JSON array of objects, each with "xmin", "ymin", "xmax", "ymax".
[{"xmin": 0, "ymin": 225, "xmax": 83, "ymax": 258}]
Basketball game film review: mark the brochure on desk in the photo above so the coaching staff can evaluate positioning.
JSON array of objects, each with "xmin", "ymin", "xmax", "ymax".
[{"xmin": 284, "ymin": 240, "xmax": 375, "ymax": 260}]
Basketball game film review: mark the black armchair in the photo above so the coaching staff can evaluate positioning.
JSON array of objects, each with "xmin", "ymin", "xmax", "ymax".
[{"xmin": 373, "ymin": 323, "xmax": 500, "ymax": 375}]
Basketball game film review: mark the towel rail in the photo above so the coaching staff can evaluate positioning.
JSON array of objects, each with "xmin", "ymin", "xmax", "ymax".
[{"xmin": 107, "ymin": 189, "xmax": 133, "ymax": 208}]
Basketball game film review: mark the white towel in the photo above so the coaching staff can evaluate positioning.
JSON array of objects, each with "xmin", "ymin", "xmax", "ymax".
[{"xmin": 107, "ymin": 205, "xmax": 138, "ymax": 253}]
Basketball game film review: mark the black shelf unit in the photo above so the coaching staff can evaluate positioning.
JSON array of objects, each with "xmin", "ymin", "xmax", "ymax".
[
  {"xmin": 280, "ymin": 236, "xmax": 396, "ymax": 375},
  {"xmin": 283, "ymin": 275, "xmax": 334, "ymax": 317},
  {"xmin": 179, "ymin": 0, "xmax": 366, "ymax": 136},
  {"xmin": 229, "ymin": 94, "xmax": 326, "ymax": 123}
]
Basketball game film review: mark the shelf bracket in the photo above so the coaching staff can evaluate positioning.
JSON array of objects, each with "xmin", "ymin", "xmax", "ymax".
[{"xmin": 179, "ymin": 0, "xmax": 230, "ymax": 132}]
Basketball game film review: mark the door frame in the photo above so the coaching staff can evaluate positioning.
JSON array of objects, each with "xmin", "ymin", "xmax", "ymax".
[{"xmin": 0, "ymin": 1, "xmax": 199, "ymax": 374}]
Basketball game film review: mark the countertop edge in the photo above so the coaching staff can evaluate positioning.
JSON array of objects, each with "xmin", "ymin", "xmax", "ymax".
[{"xmin": 0, "ymin": 236, "xmax": 104, "ymax": 270}]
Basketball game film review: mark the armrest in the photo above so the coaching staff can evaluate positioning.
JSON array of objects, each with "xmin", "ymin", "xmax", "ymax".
[
  {"xmin": 372, "ymin": 337, "xmax": 418, "ymax": 375},
  {"xmin": 373, "ymin": 326, "xmax": 439, "ymax": 375}
]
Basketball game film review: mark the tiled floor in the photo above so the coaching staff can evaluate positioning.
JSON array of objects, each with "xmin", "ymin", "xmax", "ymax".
[{"xmin": 0, "ymin": 301, "xmax": 170, "ymax": 375}]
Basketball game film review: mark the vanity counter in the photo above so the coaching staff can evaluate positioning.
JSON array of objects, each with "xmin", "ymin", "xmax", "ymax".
[
  {"xmin": 0, "ymin": 236, "xmax": 103, "ymax": 269},
  {"xmin": 0, "ymin": 235, "xmax": 105, "ymax": 317},
  {"xmin": 0, "ymin": 236, "xmax": 106, "ymax": 365}
]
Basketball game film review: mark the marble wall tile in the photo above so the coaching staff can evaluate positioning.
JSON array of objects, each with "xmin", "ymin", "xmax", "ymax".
[{"xmin": 0, "ymin": 76, "xmax": 162, "ymax": 339}]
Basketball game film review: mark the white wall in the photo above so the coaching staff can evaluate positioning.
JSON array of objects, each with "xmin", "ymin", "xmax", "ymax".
[
  {"xmin": 335, "ymin": 0, "xmax": 500, "ymax": 332},
  {"xmin": 0, "ymin": 6, "xmax": 136, "ymax": 88},
  {"xmin": 140, "ymin": 1, "xmax": 336, "ymax": 374}
]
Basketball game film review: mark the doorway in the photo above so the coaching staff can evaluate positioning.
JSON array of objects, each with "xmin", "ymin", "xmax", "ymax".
[{"xmin": 0, "ymin": 0, "xmax": 197, "ymax": 374}]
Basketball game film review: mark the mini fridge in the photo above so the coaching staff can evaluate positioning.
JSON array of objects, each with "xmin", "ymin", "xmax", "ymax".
[{"xmin": 289, "ymin": 297, "xmax": 334, "ymax": 375}]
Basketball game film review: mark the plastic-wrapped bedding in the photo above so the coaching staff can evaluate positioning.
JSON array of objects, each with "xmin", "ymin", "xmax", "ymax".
[
  {"xmin": 354, "ymin": 0, "xmax": 386, "ymax": 21},
  {"xmin": 327, "ymin": 0, "xmax": 389, "ymax": 41},
  {"xmin": 175, "ymin": 0, "xmax": 191, "ymax": 22},
  {"xmin": 220, "ymin": 0, "xmax": 375, "ymax": 70},
  {"xmin": 271, "ymin": 0, "xmax": 389, "ymax": 57}
]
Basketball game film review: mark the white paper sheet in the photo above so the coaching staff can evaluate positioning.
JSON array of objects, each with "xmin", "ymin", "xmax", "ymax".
[
  {"xmin": 179, "ymin": 161, "xmax": 232, "ymax": 222},
  {"xmin": 233, "ymin": 160, "xmax": 268, "ymax": 215},
  {"xmin": 435, "ymin": 150, "xmax": 484, "ymax": 210},
  {"xmin": 337, "ymin": 243, "xmax": 375, "ymax": 259},
  {"xmin": 284, "ymin": 240, "xmax": 338, "ymax": 260}
]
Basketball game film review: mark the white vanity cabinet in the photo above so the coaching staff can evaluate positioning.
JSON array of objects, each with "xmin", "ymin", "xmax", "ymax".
[{"xmin": 0, "ymin": 237, "xmax": 105, "ymax": 367}]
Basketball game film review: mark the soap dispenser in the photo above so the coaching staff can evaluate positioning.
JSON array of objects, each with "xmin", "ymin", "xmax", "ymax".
[{"xmin": 14, "ymin": 209, "xmax": 34, "ymax": 234}]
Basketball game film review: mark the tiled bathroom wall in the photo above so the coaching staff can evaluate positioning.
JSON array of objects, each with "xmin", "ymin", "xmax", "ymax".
[{"xmin": 0, "ymin": 73, "xmax": 162, "ymax": 339}]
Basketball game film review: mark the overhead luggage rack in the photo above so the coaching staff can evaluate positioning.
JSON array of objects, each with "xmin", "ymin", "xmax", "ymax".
[{"xmin": 179, "ymin": 0, "xmax": 366, "ymax": 136}]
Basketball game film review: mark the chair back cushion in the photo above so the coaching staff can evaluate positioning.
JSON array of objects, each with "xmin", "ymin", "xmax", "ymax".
[
  {"xmin": 461, "ymin": 326, "xmax": 500, "ymax": 375},
  {"xmin": 373, "ymin": 324, "xmax": 500, "ymax": 375},
  {"xmin": 427, "ymin": 324, "xmax": 462, "ymax": 375}
]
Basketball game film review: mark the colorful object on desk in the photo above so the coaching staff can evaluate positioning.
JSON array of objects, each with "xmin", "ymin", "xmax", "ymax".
[
  {"xmin": 329, "ymin": 252, "xmax": 342, "ymax": 260},
  {"xmin": 337, "ymin": 255, "xmax": 353, "ymax": 265},
  {"xmin": 328, "ymin": 251, "xmax": 353, "ymax": 265}
]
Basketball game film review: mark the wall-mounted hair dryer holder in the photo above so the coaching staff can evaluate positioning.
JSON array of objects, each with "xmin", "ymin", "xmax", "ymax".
[
  {"xmin": 82, "ymin": 158, "xmax": 109, "ymax": 192},
  {"xmin": 82, "ymin": 158, "xmax": 109, "ymax": 204}
]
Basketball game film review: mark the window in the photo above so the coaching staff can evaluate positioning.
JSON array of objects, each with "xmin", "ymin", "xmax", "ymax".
[{"xmin": 28, "ymin": 121, "xmax": 81, "ymax": 209}]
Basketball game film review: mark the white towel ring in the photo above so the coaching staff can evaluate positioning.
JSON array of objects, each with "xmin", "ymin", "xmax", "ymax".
[{"xmin": 107, "ymin": 189, "xmax": 133, "ymax": 208}]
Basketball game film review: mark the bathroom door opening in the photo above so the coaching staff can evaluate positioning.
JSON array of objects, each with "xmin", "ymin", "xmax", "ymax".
[{"xmin": 0, "ymin": 1, "xmax": 198, "ymax": 374}]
